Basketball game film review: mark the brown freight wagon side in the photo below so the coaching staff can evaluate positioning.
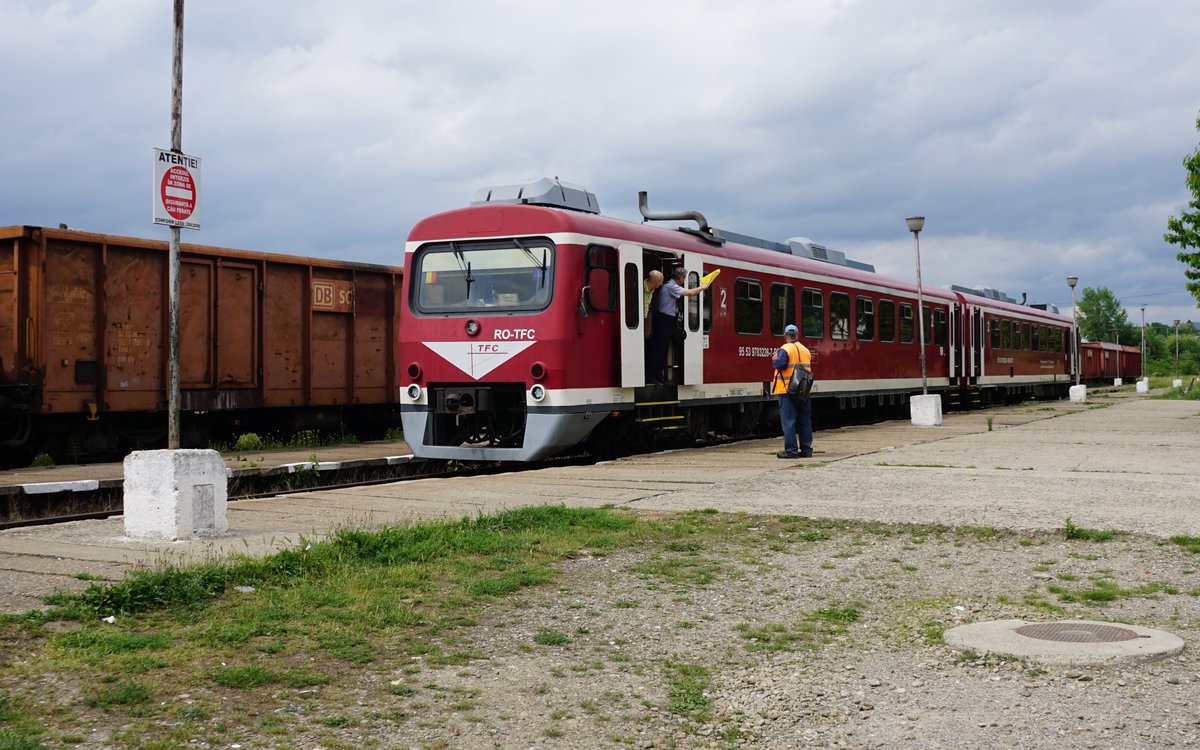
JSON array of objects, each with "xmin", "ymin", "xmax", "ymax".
[{"xmin": 0, "ymin": 225, "xmax": 403, "ymax": 463}]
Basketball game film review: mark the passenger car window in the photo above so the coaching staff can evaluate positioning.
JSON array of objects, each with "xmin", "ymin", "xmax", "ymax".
[
  {"xmin": 899, "ymin": 303, "xmax": 914, "ymax": 344},
  {"xmin": 802, "ymin": 288, "xmax": 824, "ymax": 338},
  {"xmin": 879, "ymin": 300, "xmax": 896, "ymax": 342},
  {"xmin": 623, "ymin": 262, "xmax": 639, "ymax": 329},
  {"xmin": 769, "ymin": 283, "xmax": 796, "ymax": 336},
  {"xmin": 734, "ymin": 278, "xmax": 763, "ymax": 335},
  {"xmin": 855, "ymin": 297, "xmax": 874, "ymax": 341},
  {"xmin": 830, "ymin": 293, "xmax": 850, "ymax": 341},
  {"xmin": 687, "ymin": 272, "xmax": 701, "ymax": 333}
]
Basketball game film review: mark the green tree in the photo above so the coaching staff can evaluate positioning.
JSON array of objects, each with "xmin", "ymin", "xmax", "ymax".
[
  {"xmin": 1165, "ymin": 112, "xmax": 1200, "ymax": 307},
  {"xmin": 1076, "ymin": 286, "xmax": 1136, "ymax": 343}
]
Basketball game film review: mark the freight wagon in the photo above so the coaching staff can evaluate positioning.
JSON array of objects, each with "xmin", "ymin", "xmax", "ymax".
[
  {"xmin": 1080, "ymin": 341, "xmax": 1142, "ymax": 382},
  {"xmin": 0, "ymin": 225, "xmax": 403, "ymax": 464}
]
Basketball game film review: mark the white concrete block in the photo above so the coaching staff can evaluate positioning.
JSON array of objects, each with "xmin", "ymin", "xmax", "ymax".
[
  {"xmin": 909, "ymin": 394, "xmax": 943, "ymax": 427},
  {"xmin": 1069, "ymin": 384, "xmax": 1087, "ymax": 402},
  {"xmin": 1136, "ymin": 379, "xmax": 1149, "ymax": 394},
  {"xmin": 1173, "ymin": 379, "xmax": 1183, "ymax": 388},
  {"xmin": 123, "ymin": 449, "xmax": 228, "ymax": 540},
  {"xmin": 1113, "ymin": 378, "xmax": 1123, "ymax": 387}
]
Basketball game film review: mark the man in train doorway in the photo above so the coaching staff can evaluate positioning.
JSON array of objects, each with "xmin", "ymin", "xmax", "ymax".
[
  {"xmin": 647, "ymin": 267, "xmax": 707, "ymax": 385},
  {"xmin": 772, "ymin": 324, "xmax": 813, "ymax": 458}
]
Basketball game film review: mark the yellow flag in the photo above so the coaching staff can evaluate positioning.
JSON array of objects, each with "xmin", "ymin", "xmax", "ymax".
[{"xmin": 700, "ymin": 268, "xmax": 721, "ymax": 287}]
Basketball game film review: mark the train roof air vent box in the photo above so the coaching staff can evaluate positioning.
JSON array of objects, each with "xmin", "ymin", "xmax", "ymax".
[
  {"xmin": 470, "ymin": 177, "xmax": 600, "ymax": 214},
  {"xmin": 787, "ymin": 237, "xmax": 847, "ymax": 266}
]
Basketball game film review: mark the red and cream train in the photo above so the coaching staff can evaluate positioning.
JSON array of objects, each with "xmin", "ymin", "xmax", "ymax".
[{"xmin": 398, "ymin": 179, "xmax": 1075, "ymax": 461}]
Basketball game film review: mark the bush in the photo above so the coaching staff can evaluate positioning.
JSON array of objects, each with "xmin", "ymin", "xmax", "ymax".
[{"xmin": 233, "ymin": 433, "xmax": 265, "ymax": 451}]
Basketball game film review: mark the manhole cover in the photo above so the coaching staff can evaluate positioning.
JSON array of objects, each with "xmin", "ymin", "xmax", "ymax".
[
  {"xmin": 1015, "ymin": 623, "xmax": 1141, "ymax": 643},
  {"xmin": 945, "ymin": 620, "xmax": 1183, "ymax": 664}
]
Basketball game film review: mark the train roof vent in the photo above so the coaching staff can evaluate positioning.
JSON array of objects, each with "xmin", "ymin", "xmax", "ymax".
[
  {"xmin": 950, "ymin": 285, "xmax": 1018, "ymax": 304},
  {"xmin": 470, "ymin": 177, "xmax": 600, "ymax": 214},
  {"xmin": 1028, "ymin": 302, "xmax": 1061, "ymax": 314}
]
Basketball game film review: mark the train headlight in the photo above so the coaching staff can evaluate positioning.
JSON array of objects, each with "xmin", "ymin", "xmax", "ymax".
[
  {"xmin": 529, "ymin": 384, "xmax": 546, "ymax": 402},
  {"xmin": 406, "ymin": 384, "xmax": 422, "ymax": 401},
  {"xmin": 465, "ymin": 319, "xmax": 481, "ymax": 336}
]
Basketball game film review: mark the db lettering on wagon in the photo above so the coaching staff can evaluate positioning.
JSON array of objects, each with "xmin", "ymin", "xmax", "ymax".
[{"xmin": 494, "ymin": 328, "xmax": 536, "ymax": 341}]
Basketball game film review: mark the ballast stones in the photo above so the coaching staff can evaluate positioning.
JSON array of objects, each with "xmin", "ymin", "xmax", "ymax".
[{"xmin": 944, "ymin": 619, "xmax": 1184, "ymax": 665}]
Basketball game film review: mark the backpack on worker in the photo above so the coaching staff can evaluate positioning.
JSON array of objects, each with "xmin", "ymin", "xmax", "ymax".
[
  {"xmin": 787, "ymin": 363, "xmax": 814, "ymax": 401},
  {"xmin": 785, "ymin": 343, "xmax": 814, "ymax": 401}
]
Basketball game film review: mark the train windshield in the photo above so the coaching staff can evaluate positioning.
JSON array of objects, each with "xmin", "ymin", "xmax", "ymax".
[{"xmin": 412, "ymin": 238, "xmax": 555, "ymax": 313}]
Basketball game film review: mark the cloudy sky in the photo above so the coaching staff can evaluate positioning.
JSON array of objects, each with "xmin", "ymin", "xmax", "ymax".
[{"xmin": 3, "ymin": 0, "xmax": 1198, "ymax": 327}]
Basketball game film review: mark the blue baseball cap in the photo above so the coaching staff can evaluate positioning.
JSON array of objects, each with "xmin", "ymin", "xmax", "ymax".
[{"xmin": 784, "ymin": 324, "xmax": 799, "ymax": 335}]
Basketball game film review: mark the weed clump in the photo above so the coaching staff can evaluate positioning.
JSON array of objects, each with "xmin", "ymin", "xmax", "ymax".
[
  {"xmin": 232, "ymin": 433, "xmax": 265, "ymax": 451},
  {"xmin": 1062, "ymin": 517, "xmax": 1117, "ymax": 542}
]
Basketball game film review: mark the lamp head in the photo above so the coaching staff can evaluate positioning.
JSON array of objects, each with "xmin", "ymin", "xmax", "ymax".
[
  {"xmin": 1174, "ymin": 319, "xmax": 1181, "ymax": 327},
  {"xmin": 1066, "ymin": 275, "xmax": 1078, "ymax": 289},
  {"xmin": 905, "ymin": 216, "xmax": 925, "ymax": 234}
]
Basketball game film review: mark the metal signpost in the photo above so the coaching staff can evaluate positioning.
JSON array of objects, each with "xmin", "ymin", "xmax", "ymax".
[
  {"xmin": 1066, "ymin": 276, "xmax": 1078, "ymax": 384},
  {"xmin": 150, "ymin": 0, "xmax": 199, "ymax": 449},
  {"xmin": 1140, "ymin": 305, "xmax": 1147, "ymax": 381}
]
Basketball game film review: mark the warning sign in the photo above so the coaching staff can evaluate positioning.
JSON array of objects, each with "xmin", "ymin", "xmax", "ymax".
[{"xmin": 152, "ymin": 148, "xmax": 201, "ymax": 230}]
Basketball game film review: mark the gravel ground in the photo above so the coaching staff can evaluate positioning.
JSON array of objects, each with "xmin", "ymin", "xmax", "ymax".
[
  {"xmin": 191, "ymin": 522, "xmax": 1197, "ymax": 750},
  {"xmin": 8, "ymin": 394, "xmax": 1199, "ymax": 748}
]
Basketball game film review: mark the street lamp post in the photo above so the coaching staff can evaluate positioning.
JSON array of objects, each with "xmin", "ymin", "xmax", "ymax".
[
  {"xmin": 1066, "ymin": 276, "xmax": 1079, "ymax": 385},
  {"xmin": 906, "ymin": 216, "xmax": 927, "ymax": 395},
  {"xmin": 1114, "ymin": 325, "xmax": 1120, "ymax": 381},
  {"xmin": 1140, "ymin": 305, "xmax": 1147, "ymax": 380},
  {"xmin": 1174, "ymin": 319, "xmax": 1181, "ymax": 377}
]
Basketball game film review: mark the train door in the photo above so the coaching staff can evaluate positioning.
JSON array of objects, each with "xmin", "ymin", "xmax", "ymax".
[
  {"xmin": 682, "ymin": 254, "xmax": 704, "ymax": 385},
  {"xmin": 949, "ymin": 302, "xmax": 959, "ymax": 382},
  {"xmin": 972, "ymin": 307, "xmax": 983, "ymax": 381},
  {"xmin": 617, "ymin": 243, "xmax": 645, "ymax": 388}
]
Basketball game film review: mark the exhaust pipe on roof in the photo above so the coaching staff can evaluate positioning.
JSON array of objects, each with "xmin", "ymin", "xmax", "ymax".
[{"xmin": 638, "ymin": 191, "xmax": 711, "ymax": 234}]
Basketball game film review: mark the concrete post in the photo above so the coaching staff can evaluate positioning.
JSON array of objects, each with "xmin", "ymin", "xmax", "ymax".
[
  {"xmin": 124, "ymin": 449, "xmax": 228, "ymax": 540},
  {"xmin": 1113, "ymin": 378, "xmax": 1122, "ymax": 387},
  {"xmin": 910, "ymin": 393, "xmax": 942, "ymax": 427},
  {"xmin": 1069, "ymin": 384, "xmax": 1087, "ymax": 402},
  {"xmin": 1135, "ymin": 378, "xmax": 1149, "ymax": 394}
]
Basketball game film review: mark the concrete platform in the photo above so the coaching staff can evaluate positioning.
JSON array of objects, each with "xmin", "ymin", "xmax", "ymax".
[
  {"xmin": 3, "ymin": 390, "xmax": 1197, "ymax": 614},
  {"xmin": 0, "ymin": 438, "xmax": 412, "ymax": 488}
]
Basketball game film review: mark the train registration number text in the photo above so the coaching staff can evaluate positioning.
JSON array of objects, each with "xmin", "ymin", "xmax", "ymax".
[
  {"xmin": 738, "ymin": 346, "xmax": 776, "ymax": 357},
  {"xmin": 494, "ymin": 328, "xmax": 536, "ymax": 340}
]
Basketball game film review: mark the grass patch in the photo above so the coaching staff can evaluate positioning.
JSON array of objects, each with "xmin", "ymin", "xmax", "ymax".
[
  {"xmin": 735, "ymin": 605, "xmax": 862, "ymax": 653},
  {"xmin": 0, "ymin": 694, "xmax": 45, "ymax": 750},
  {"xmin": 55, "ymin": 628, "xmax": 169, "ymax": 655},
  {"xmin": 212, "ymin": 665, "xmax": 277, "ymax": 689},
  {"xmin": 84, "ymin": 681, "xmax": 150, "ymax": 708},
  {"xmin": 1062, "ymin": 518, "xmax": 1117, "ymax": 542},
  {"xmin": 1170, "ymin": 536, "xmax": 1200, "ymax": 554},
  {"xmin": 662, "ymin": 661, "xmax": 712, "ymax": 722},
  {"xmin": 533, "ymin": 630, "xmax": 570, "ymax": 646},
  {"xmin": 1047, "ymin": 579, "xmax": 1176, "ymax": 605}
]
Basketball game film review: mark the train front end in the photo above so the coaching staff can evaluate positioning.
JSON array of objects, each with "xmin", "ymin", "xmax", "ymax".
[{"xmin": 398, "ymin": 180, "xmax": 612, "ymax": 461}]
